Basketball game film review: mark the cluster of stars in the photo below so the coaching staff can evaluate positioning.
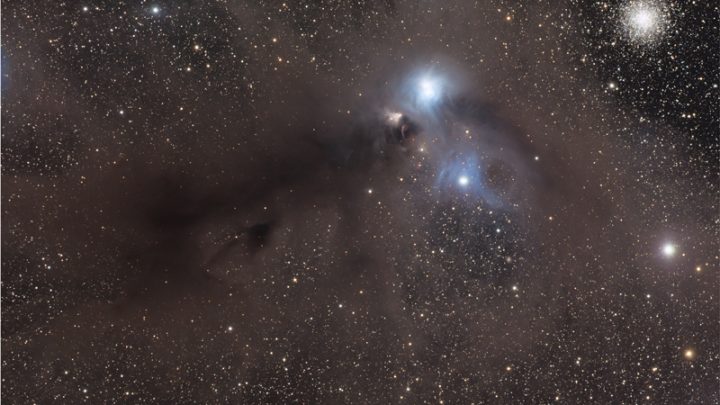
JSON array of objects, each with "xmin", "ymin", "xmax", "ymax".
[{"xmin": 621, "ymin": 1, "xmax": 668, "ymax": 44}]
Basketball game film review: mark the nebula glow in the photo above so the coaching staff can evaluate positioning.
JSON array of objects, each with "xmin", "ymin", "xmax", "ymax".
[
  {"xmin": 402, "ymin": 70, "xmax": 449, "ymax": 113},
  {"xmin": 418, "ymin": 77, "xmax": 440, "ymax": 102},
  {"xmin": 436, "ymin": 153, "xmax": 501, "ymax": 206}
]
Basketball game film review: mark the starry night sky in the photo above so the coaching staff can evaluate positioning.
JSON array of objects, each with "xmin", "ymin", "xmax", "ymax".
[{"xmin": 1, "ymin": 1, "xmax": 718, "ymax": 403}]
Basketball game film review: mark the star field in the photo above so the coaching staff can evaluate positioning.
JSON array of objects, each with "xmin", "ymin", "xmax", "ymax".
[{"xmin": 1, "ymin": 0, "xmax": 718, "ymax": 403}]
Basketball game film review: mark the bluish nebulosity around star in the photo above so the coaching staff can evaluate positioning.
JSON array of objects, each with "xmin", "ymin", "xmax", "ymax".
[
  {"xmin": 417, "ymin": 76, "xmax": 440, "ymax": 103},
  {"xmin": 1, "ymin": 1, "xmax": 716, "ymax": 403},
  {"xmin": 400, "ymin": 70, "xmax": 451, "ymax": 116},
  {"xmin": 436, "ymin": 153, "xmax": 501, "ymax": 206}
]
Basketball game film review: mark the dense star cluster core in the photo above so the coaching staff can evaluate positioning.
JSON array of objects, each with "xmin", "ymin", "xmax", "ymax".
[
  {"xmin": 622, "ymin": 1, "xmax": 668, "ymax": 43},
  {"xmin": 1, "ymin": 1, "xmax": 718, "ymax": 403}
]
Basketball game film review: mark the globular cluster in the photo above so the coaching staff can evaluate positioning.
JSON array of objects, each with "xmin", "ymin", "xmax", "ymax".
[
  {"xmin": 621, "ymin": 1, "xmax": 669, "ymax": 44},
  {"xmin": 1, "ymin": 0, "xmax": 718, "ymax": 403}
]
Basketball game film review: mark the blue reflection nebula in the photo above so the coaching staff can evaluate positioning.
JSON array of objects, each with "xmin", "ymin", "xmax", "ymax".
[
  {"xmin": 1, "ymin": 49, "xmax": 8, "ymax": 93},
  {"xmin": 436, "ymin": 153, "xmax": 501, "ymax": 206},
  {"xmin": 417, "ymin": 76, "xmax": 440, "ymax": 103},
  {"xmin": 399, "ymin": 70, "xmax": 449, "ymax": 115}
]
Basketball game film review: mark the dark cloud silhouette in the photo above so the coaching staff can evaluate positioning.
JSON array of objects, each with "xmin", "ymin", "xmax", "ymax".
[{"xmin": 2, "ymin": 1, "xmax": 717, "ymax": 403}]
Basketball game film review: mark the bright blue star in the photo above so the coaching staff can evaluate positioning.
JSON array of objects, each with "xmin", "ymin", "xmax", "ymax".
[
  {"xmin": 418, "ymin": 77, "xmax": 440, "ymax": 102},
  {"xmin": 436, "ymin": 153, "xmax": 501, "ymax": 206},
  {"xmin": 401, "ymin": 71, "xmax": 448, "ymax": 112}
]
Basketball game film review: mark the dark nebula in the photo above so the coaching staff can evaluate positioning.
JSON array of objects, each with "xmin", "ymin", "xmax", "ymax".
[{"xmin": 1, "ymin": 1, "xmax": 718, "ymax": 403}]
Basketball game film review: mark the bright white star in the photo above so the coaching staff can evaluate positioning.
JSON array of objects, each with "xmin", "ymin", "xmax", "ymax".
[
  {"xmin": 661, "ymin": 243, "xmax": 676, "ymax": 257},
  {"xmin": 458, "ymin": 175, "xmax": 469, "ymax": 187}
]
